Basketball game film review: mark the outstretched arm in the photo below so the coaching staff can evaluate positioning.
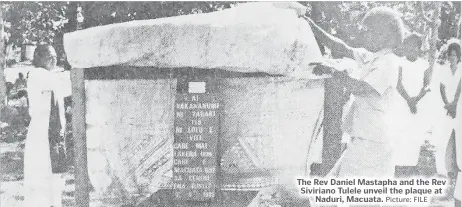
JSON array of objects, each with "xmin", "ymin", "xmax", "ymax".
[
  {"xmin": 334, "ymin": 71, "xmax": 380, "ymax": 96},
  {"xmin": 274, "ymin": 2, "xmax": 357, "ymax": 59},
  {"xmin": 312, "ymin": 63, "xmax": 380, "ymax": 97},
  {"xmin": 302, "ymin": 16, "xmax": 356, "ymax": 59}
]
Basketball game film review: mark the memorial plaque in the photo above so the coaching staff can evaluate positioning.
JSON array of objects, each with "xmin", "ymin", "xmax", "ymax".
[{"xmin": 173, "ymin": 82, "xmax": 220, "ymax": 201}]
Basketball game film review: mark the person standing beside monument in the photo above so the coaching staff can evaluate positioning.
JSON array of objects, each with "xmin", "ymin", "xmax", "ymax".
[
  {"xmin": 14, "ymin": 72, "xmax": 27, "ymax": 91},
  {"xmin": 392, "ymin": 33, "xmax": 437, "ymax": 168},
  {"xmin": 434, "ymin": 41, "xmax": 461, "ymax": 205},
  {"xmin": 24, "ymin": 44, "xmax": 66, "ymax": 207},
  {"xmin": 308, "ymin": 7, "xmax": 404, "ymax": 178}
]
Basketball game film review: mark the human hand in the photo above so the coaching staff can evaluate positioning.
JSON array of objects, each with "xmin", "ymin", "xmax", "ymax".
[
  {"xmin": 60, "ymin": 128, "xmax": 66, "ymax": 137},
  {"xmin": 273, "ymin": 2, "xmax": 308, "ymax": 17},
  {"xmin": 341, "ymin": 143, "xmax": 347, "ymax": 152},
  {"xmin": 1, "ymin": 122, "xmax": 9, "ymax": 129},
  {"xmin": 444, "ymin": 102, "xmax": 457, "ymax": 118},
  {"xmin": 421, "ymin": 87, "xmax": 431, "ymax": 94},
  {"xmin": 407, "ymin": 97, "xmax": 419, "ymax": 114},
  {"xmin": 309, "ymin": 61, "xmax": 338, "ymax": 76}
]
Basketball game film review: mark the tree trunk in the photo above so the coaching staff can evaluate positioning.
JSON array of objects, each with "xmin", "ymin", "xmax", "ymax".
[
  {"xmin": 428, "ymin": 2, "xmax": 442, "ymax": 69},
  {"xmin": 67, "ymin": 3, "xmax": 79, "ymax": 32},
  {"xmin": 0, "ymin": 7, "xmax": 7, "ymax": 118}
]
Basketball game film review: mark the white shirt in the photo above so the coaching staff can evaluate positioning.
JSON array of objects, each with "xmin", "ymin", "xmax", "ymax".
[
  {"xmin": 393, "ymin": 57, "xmax": 430, "ymax": 122},
  {"xmin": 440, "ymin": 63, "xmax": 462, "ymax": 103},
  {"xmin": 391, "ymin": 58, "xmax": 431, "ymax": 166},
  {"xmin": 342, "ymin": 48, "xmax": 400, "ymax": 143},
  {"xmin": 27, "ymin": 67, "xmax": 62, "ymax": 117},
  {"xmin": 7, "ymin": 96, "xmax": 28, "ymax": 108},
  {"xmin": 398, "ymin": 58, "xmax": 429, "ymax": 97}
]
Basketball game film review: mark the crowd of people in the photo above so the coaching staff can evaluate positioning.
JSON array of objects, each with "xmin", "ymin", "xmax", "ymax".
[{"xmin": 1, "ymin": 73, "xmax": 29, "ymax": 138}]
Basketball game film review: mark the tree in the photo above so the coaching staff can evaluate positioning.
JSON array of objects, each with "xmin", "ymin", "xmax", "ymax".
[
  {"xmin": 305, "ymin": 1, "xmax": 460, "ymax": 51},
  {"xmin": 2, "ymin": 2, "xmax": 69, "ymax": 66},
  {"xmin": 80, "ymin": 2, "xmax": 235, "ymax": 29},
  {"xmin": 1, "ymin": 2, "xmax": 237, "ymax": 67},
  {"xmin": 1, "ymin": 7, "xmax": 6, "ymax": 118},
  {"xmin": 2, "ymin": 2, "xmax": 68, "ymax": 45}
]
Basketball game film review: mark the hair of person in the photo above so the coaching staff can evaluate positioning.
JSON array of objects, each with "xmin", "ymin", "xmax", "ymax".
[
  {"xmin": 447, "ymin": 41, "xmax": 461, "ymax": 63},
  {"xmin": 6, "ymin": 82, "xmax": 13, "ymax": 93},
  {"xmin": 362, "ymin": 7, "xmax": 404, "ymax": 49},
  {"xmin": 405, "ymin": 32, "xmax": 423, "ymax": 48},
  {"xmin": 32, "ymin": 44, "xmax": 56, "ymax": 68},
  {"xmin": 437, "ymin": 38, "xmax": 460, "ymax": 64},
  {"xmin": 394, "ymin": 31, "xmax": 423, "ymax": 57},
  {"xmin": 17, "ymin": 90, "xmax": 27, "ymax": 99},
  {"xmin": 18, "ymin": 73, "xmax": 24, "ymax": 78}
]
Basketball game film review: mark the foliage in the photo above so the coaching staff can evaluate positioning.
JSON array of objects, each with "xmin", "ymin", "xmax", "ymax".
[
  {"xmin": 304, "ymin": 1, "xmax": 460, "ymax": 50},
  {"xmin": 2, "ymin": 2, "xmax": 68, "ymax": 46},
  {"xmin": 1, "ymin": 2, "xmax": 236, "ymax": 66},
  {"xmin": 81, "ymin": 2, "xmax": 236, "ymax": 28},
  {"xmin": 1, "ymin": 1, "xmax": 236, "ymax": 45}
]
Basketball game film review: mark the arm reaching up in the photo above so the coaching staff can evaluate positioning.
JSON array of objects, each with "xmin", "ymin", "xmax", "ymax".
[
  {"xmin": 310, "ymin": 62, "xmax": 380, "ymax": 96},
  {"xmin": 274, "ymin": 2, "xmax": 357, "ymax": 59},
  {"xmin": 303, "ymin": 17, "xmax": 356, "ymax": 59}
]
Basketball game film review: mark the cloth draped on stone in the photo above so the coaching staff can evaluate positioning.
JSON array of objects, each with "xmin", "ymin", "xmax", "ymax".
[
  {"xmin": 85, "ymin": 79, "xmax": 175, "ymax": 205},
  {"xmin": 63, "ymin": 2, "xmax": 322, "ymax": 79},
  {"xmin": 326, "ymin": 138, "xmax": 395, "ymax": 178}
]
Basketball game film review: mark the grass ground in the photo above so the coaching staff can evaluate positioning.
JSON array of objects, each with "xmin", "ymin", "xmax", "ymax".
[
  {"xmin": 1, "ymin": 138, "xmax": 456, "ymax": 207},
  {"xmin": 0, "ymin": 118, "xmax": 457, "ymax": 207}
]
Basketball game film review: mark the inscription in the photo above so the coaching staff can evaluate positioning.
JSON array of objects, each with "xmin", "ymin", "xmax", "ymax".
[{"xmin": 173, "ymin": 92, "xmax": 219, "ymax": 201}]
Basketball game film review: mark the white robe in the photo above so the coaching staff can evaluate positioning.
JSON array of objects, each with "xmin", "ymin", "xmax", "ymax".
[
  {"xmin": 431, "ymin": 63, "xmax": 462, "ymax": 177},
  {"xmin": 455, "ymin": 90, "xmax": 462, "ymax": 201},
  {"xmin": 24, "ymin": 67, "xmax": 64, "ymax": 207},
  {"xmin": 390, "ymin": 58, "xmax": 431, "ymax": 166},
  {"xmin": 451, "ymin": 63, "xmax": 462, "ymax": 201}
]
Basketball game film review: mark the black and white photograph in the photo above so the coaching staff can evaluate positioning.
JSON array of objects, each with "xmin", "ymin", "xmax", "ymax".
[{"xmin": 0, "ymin": 1, "xmax": 461, "ymax": 207}]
